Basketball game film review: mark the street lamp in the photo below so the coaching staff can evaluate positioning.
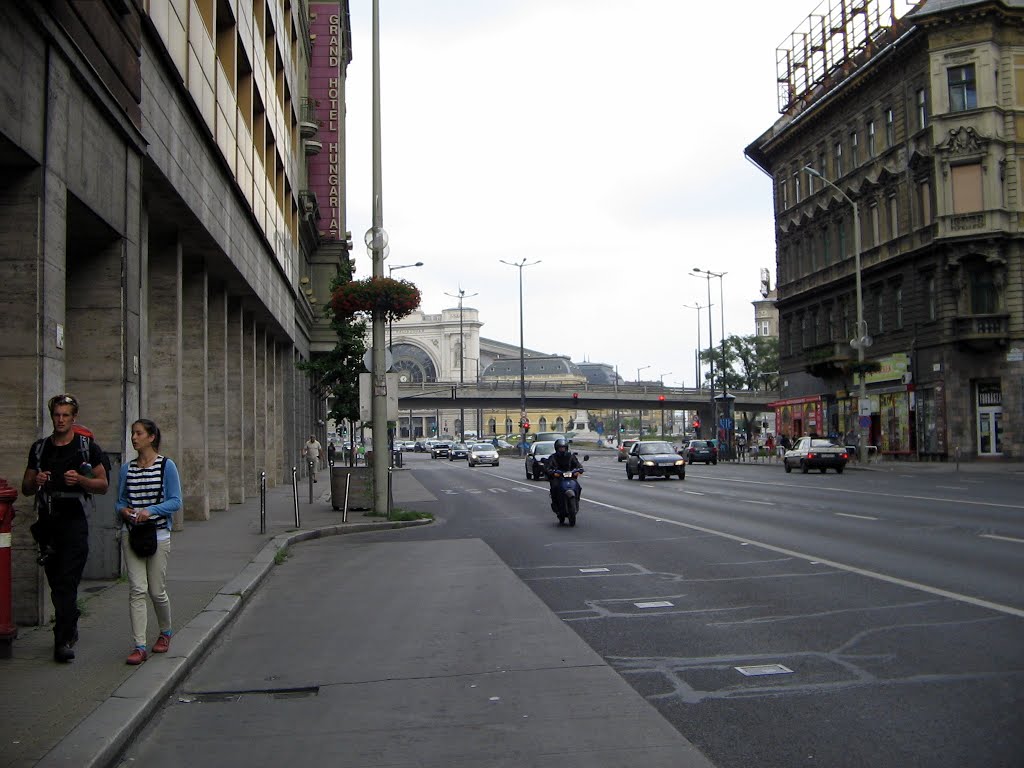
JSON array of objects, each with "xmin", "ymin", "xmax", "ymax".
[
  {"xmin": 682, "ymin": 301, "xmax": 711, "ymax": 389},
  {"xmin": 805, "ymin": 165, "xmax": 869, "ymax": 463},
  {"xmin": 636, "ymin": 365, "xmax": 650, "ymax": 383},
  {"xmin": 500, "ymin": 258, "xmax": 541, "ymax": 455},
  {"xmin": 659, "ymin": 371, "xmax": 672, "ymax": 386},
  {"xmin": 636, "ymin": 365, "xmax": 649, "ymax": 436},
  {"xmin": 445, "ymin": 286, "xmax": 478, "ymax": 442}
]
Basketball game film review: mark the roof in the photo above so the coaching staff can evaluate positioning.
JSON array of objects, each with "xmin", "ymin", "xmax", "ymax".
[
  {"xmin": 912, "ymin": 0, "xmax": 1024, "ymax": 14},
  {"xmin": 480, "ymin": 355, "xmax": 583, "ymax": 379}
]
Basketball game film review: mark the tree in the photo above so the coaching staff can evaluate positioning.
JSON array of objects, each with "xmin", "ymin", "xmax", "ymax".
[
  {"xmin": 699, "ymin": 334, "xmax": 778, "ymax": 392},
  {"xmin": 297, "ymin": 267, "xmax": 368, "ymax": 426}
]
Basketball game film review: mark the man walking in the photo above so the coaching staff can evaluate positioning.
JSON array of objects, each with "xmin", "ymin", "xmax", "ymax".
[
  {"xmin": 22, "ymin": 394, "xmax": 109, "ymax": 663},
  {"xmin": 303, "ymin": 434, "xmax": 322, "ymax": 482}
]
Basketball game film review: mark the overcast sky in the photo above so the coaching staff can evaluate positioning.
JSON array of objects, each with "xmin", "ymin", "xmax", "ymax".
[{"xmin": 342, "ymin": 0, "xmax": 828, "ymax": 386}]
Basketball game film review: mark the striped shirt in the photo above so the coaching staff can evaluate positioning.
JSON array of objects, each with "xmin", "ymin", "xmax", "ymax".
[{"xmin": 125, "ymin": 456, "xmax": 168, "ymax": 529}]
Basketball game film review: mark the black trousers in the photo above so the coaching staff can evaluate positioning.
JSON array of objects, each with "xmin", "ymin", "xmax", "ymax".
[{"xmin": 42, "ymin": 507, "xmax": 89, "ymax": 646}]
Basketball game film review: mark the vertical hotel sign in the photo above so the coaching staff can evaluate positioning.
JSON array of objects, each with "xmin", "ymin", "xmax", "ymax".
[{"xmin": 309, "ymin": 4, "xmax": 342, "ymax": 240}]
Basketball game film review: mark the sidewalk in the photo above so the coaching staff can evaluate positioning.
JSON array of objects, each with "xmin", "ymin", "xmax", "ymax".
[{"xmin": 0, "ymin": 466, "xmax": 432, "ymax": 768}]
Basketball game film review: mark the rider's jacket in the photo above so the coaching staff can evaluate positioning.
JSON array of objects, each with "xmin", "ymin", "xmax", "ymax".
[{"xmin": 547, "ymin": 450, "xmax": 582, "ymax": 476}]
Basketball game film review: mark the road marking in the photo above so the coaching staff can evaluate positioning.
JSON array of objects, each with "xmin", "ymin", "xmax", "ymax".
[
  {"xmin": 684, "ymin": 491, "xmax": 705, "ymax": 496},
  {"xmin": 581, "ymin": 497, "xmax": 1024, "ymax": 619},
  {"xmin": 835, "ymin": 512, "xmax": 879, "ymax": 521},
  {"xmin": 743, "ymin": 500, "xmax": 774, "ymax": 506},
  {"xmin": 635, "ymin": 601, "xmax": 674, "ymax": 609},
  {"xmin": 935, "ymin": 485, "xmax": 968, "ymax": 491},
  {"xmin": 980, "ymin": 533, "xmax": 1024, "ymax": 545},
  {"xmin": 580, "ymin": 567, "xmax": 610, "ymax": 573}
]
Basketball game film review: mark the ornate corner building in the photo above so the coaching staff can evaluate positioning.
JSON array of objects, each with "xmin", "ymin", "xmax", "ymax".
[
  {"xmin": 746, "ymin": 0, "xmax": 1023, "ymax": 461},
  {"xmin": 0, "ymin": 1, "xmax": 351, "ymax": 623}
]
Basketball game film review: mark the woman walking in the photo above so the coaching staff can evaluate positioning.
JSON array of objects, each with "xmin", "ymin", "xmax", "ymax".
[{"xmin": 117, "ymin": 419, "xmax": 181, "ymax": 665}]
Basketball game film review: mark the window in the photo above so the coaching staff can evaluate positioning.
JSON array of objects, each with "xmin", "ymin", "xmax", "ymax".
[
  {"xmin": 875, "ymin": 288, "xmax": 884, "ymax": 334},
  {"xmin": 895, "ymin": 285, "xmax": 904, "ymax": 329},
  {"xmin": 818, "ymin": 151, "xmax": 827, "ymax": 181},
  {"xmin": 948, "ymin": 64, "xmax": 977, "ymax": 111},
  {"xmin": 885, "ymin": 108, "xmax": 894, "ymax": 147},
  {"xmin": 800, "ymin": 313, "xmax": 808, "ymax": 350},
  {"xmin": 822, "ymin": 225, "xmax": 831, "ymax": 265},
  {"xmin": 793, "ymin": 170, "xmax": 802, "ymax": 203},
  {"xmin": 925, "ymin": 273, "xmax": 937, "ymax": 321},
  {"xmin": 834, "ymin": 141, "xmax": 843, "ymax": 177},
  {"xmin": 870, "ymin": 203, "xmax": 880, "ymax": 247},
  {"xmin": 780, "ymin": 177, "xmax": 789, "ymax": 209},
  {"xmin": 970, "ymin": 268, "xmax": 999, "ymax": 314},
  {"xmin": 867, "ymin": 121, "xmax": 876, "ymax": 157},
  {"xmin": 840, "ymin": 298, "xmax": 850, "ymax": 340},
  {"xmin": 760, "ymin": 320, "xmax": 770, "ymax": 336},
  {"xmin": 889, "ymin": 194, "xmax": 899, "ymax": 239},
  {"xmin": 826, "ymin": 306, "xmax": 835, "ymax": 341},
  {"xmin": 850, "ymin": 130, "xmax": 859, "ymax": 166},
  {"xmin": 838, "ymin": 216, "xmax": 847, "ymax": 259},
  {"xmin": 951, "ymin": 163, "xmax": 983, "ymax": 213},
  {"xmin": 920, "ymin": 180, "xmax": 932, "ymax": 224},
  {"xmin": 916, "ymin": 88, "xmax": 928, "ymax": 129}
]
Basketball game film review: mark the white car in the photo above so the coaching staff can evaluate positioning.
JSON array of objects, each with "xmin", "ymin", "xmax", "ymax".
[{"xmin": 468, "ymin": 443, "xmax": 500, "ymax": 467}]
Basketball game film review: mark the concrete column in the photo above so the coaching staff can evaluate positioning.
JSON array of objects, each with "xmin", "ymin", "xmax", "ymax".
[
  {"xmin": 242, "ymin": 312, "xmax": 256, "ymax": 494},
  {"xmin": 147, "ymin": 238, "xmax": 183, "ymax": 530},
  {"xmin": 180, "ymin": 259, "xmax": 209, "ymax": 520},
  {"xmin": 226, "ymin": 300, "xmax": 245, "ymax": 503},
  {"xmin": 282, "ymin": 344, "xmax": 296, "ymax": 486},
  {"xmin": 207, "ymin": 285, "xmax": 228, "ymax": 511},
  {"xmin": 266, "ymin": 338, "xmax": 279, "ymax": 484},
  {"xmin": 275, "ymin": 341, "xmax": 285, "ymax": 481},
  {"xmin": 255, "ymin": 326, "xmax": 267, "ymax": 491}
]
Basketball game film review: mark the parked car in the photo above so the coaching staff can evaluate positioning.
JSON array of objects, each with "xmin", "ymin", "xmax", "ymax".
[
  {"xmin": 783, "ymin": 437, "xmax": 849, "ymax": 474},
  {"xmin": 492, "ymin": 438, "xmax": 513, "ymax": 450},
  {"xmin": 525, "ymin": 441, "xmax": 558, "ymax": 480},
  {"xmin": 449, "ymin": 442, "xmax": 470, "ymax": 461},
  {"xmin": 468, "ymin": 443, "xmax": 500, "ymax": 467},
  {"xmin": 685, "ymin": 439, "xmax": 718, "ymax": 465},
  {"xmin": 626, "ymin": 441, "xmax": 686, "ymax": 481},
  {"xmin": 399, "ymin": 441, "xmax": 417, "ymax": 451},
  {"xmin": 533, "ymin": 432, "xmax": 568, "ymax": 444},
  {"xmin": 430, "ymin": 441, "xmax": 452, "ymax": 459},
  {"xmin": 617, "ymin": 439, "xmax": 640, "ymax": 462}
]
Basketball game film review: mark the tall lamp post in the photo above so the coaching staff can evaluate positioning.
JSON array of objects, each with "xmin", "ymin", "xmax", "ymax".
[
  {"xmin": 659, "ymin": 372, "xmax": 671, "ymax": 437},
  {"xmin": 682, "ymin": 301, "xmax": 711, "ymax": 389},
  {"xmin": 388, "ymin": 262, "xmax": 423, "ymax": 350},
  {"xmin": 805, "ymin": 165, "xmax": 869, "ymax": 463},
  {"xmin": 500, "ymin": 258, "xmax": 540, "ymax": 455},
  {"xmin": 690, "ymin": 271, "xmax": 718, "ymax": 448},
  {"xmin": 445, "ymin": 286, "xmax": 478, "ymax": 443}
]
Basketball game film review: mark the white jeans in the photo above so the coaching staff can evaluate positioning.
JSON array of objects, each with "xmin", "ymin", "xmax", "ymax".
[{"xmin": 122, "ymin": 536, "xmax": 172, "ymax": 648}]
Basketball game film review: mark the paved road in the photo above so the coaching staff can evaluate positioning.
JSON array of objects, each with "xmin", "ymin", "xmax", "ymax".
[{"xmin": 121, "ymin": 452, "xmax": 1024, "ymax": 767}]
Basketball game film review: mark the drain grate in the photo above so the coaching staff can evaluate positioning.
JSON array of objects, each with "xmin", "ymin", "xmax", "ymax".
[
  {"xmin": 180, "ymin": 686, "xmax": 319, "ymax": 703},
  {"xmin": 735, "ymin": 664, "xmax": 793, "ymax": 677}
]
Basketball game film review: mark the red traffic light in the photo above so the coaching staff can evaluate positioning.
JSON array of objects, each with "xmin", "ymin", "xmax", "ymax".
[
  {"xmin": 658, "ymin": 395, "xmax": 666, "ymax": 401},
  {"xmin": 572, "ymin": 392, "xmax": 579, "ymax": 400}
]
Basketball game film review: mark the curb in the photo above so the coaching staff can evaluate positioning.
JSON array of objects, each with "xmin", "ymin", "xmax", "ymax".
[{"xmin": 36, "ymin": 517, "xmax": 431, "ymax": 768}]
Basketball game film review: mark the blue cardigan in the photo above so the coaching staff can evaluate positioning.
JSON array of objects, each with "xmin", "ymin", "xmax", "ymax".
[{"xmin": 116, "ymin": 457, "xmax": 183, "ymax": 529}]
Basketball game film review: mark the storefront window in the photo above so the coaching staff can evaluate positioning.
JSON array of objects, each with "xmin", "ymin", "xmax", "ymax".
[
  {"xmin": 880, "ymin": 392, "xmax": 910, "ymax": 453},
  {"xmin": 916, "ymin": 388, "xmax": 947, "ymax": 455}
]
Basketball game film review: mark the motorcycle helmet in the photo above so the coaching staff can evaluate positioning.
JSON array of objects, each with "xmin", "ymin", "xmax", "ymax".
[{"xmin": 554, "ymin": 438, "xmax": 568, "ymax": 452}]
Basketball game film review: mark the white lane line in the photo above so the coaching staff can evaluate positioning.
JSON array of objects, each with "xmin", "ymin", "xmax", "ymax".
[
  {"xmin": 935, "ymin": 485, "xmax": 968, "ymax": 491},
  {"xmin": 835, "ymin": 512, "xmax": 879, "ymax": 521},
  {"xmin": 683, "ymin": 491, "xmax": 705, "ymax": 496},
  {"xmin": 980, "ymin": 533, "xmax": 1024, "ymax": 545},
  {"xmin": 580, "ymin": 497, "xmax": 1024, "ymax": 619},
  {"xmin": 743, "ymin": 500, "xmax": 775, "ymax": 506}
]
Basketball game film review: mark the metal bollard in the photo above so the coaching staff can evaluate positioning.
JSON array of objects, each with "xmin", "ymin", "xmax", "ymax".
[
  {"xmin": 308, "ymin": 460, "xmax": 314, "ymax": 504},
  {"xmin": 955, "ymin": 445, "xmax": 961, "ymax": 472},
  {"xmin": 291, "ymin": 466, "xmax": 300, "ymax": 528},
  {"xmin": 343, "ymin": 473, "xmax": 351, "ymax": 524},
  {"xmin": 387, "ymin": 466, "xmax": 393, "ymax": 521},
  {"xmin": 259, "ymin": 471, "xmax": 267, "ymax": 534}
]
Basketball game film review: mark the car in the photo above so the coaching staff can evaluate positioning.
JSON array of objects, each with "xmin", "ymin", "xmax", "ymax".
[
  {"xmin": 449, "ymin": 442, "xmax": 470, "ymax": 461},
  {"xmin": 783, "ymin": 437, "xmax": 849, "ymax": 474},
  {"xmin": 625, "ymin": 441, "xmax": 686, "ymax": 480},
  {"xmin": 525, "ymin": 441, "xmax": 558, "ymax": 480},
  {"xmin": 492, "ymin": 438, "xmax": 513, "ymax": 450},
  {"xmin": 533, "ymin": 432, "xmax": 568, "ymax": 444},
  {"xmin": 617, "ymin": 439, "xmax": 640, "ymax": 462},
  {"xmin": 430, "ymin": 441, "xmax": 452, "ymax": 459},
  {"xmin": 468, "ymin": 443, "xmax": 500, "ymax": 467},
  {"xmin": 685, "ymin": 439, "xmax": 718, "ymax": 465},
  {"xmin": 399, "ymin": 441, "xmax": 417, "ymax": 452}
]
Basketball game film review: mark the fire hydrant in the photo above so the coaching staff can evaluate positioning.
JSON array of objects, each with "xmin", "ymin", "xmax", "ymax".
[{"xmin": 0, "ymin": 477, "xmax": 18, "ymax": 658}]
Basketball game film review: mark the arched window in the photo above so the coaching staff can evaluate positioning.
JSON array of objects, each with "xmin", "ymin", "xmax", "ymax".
[
  {"xmin": 505, "ymin": 417, "xmax": 513, "ymax": 434},
  {"xmin": 488, "ymin": 418, "xmax": 496, "ymax": 435},
  {"xmin": 390, "ymin": 343, "xmax": 438, "ymax": 383},
  {"xmin": 539, "ymin": 417, "xmax": 548, "ymax": 431},
  {"xmin": 555, "ymin": 417, "xmax": 565, "ymax": 431}
]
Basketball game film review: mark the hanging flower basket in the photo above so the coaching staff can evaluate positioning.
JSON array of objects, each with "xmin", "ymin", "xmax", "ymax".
[{"xmin": 330, "ymin": 277, "xmax": 421, "ymax": 323}]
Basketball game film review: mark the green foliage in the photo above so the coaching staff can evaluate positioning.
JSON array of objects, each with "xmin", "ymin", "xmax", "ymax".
[
  {"xmin": 297, "ymin": 265, "xmax": 368, "ymax": 424},
  {"xmin": 699, "ymin": 334, "xmax": 779, "ymax": 392},
  {"xmin": 274, "ymin": 546, "xmax": 290, "ymax": 565}
]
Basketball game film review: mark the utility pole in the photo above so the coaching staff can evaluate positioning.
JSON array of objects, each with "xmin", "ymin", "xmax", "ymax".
[{"xmin": 445, "ymin": 286, "xmax": 478, "ymax": 443}]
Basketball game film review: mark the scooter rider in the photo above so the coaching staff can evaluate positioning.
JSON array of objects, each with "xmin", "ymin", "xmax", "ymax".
[{"xmin": 546, "ymin": 438, "xmax": 583, "ymax": 511}]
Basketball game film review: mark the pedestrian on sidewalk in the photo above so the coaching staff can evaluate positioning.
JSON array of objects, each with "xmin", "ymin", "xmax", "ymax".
[
  {"xmin": 304, "ymin": 434, "xmax": 322, "ymax": 481},
  {"xmin": 22, "ymin": 393, "xmax": 110, "ymax": 663},
  {"xmin": 327, "ymin": 440, "xmax": 337, "ymax": 467},
  {"xmin": 117, "ymin": 418, "xmax": 182, "ymax": 666}
]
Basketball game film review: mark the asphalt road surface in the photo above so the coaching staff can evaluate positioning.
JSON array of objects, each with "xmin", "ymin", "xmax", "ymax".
[{"xmin": 119, "ymin": 452, "xmax": 1024, "ymax": 767}]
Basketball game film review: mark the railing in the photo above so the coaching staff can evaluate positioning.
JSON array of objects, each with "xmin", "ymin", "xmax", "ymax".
[{"xmin": 954, "ymin": 313, "xmax": 1009, "ymax": 339}]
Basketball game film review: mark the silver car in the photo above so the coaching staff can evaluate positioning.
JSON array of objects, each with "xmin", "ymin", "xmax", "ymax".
[{"xmin": 468, "ymin": 443, "xmax": 499, "ymax": 467}]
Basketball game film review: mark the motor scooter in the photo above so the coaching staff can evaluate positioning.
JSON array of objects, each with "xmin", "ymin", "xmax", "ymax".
[{"xmin": 550, "ymin": 455, "xmax": 589, "ymax": 527}]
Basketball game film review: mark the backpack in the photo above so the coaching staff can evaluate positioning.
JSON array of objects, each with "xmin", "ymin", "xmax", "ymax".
[{"xmin": 32, "ymin": 424, "xmax": 110, "ymax": 510}]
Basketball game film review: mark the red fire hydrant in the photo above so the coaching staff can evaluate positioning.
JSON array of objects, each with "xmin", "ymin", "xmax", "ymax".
[{"xmin": 0, "ymin": 477, "xmax": 18, "ymax": 658}]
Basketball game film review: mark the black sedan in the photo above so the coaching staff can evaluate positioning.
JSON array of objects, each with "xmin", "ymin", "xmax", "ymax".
[
  {"xmin": 448, "ymin": 442, "xmax": 469, "ymax": 461},
  {"xmin": 783, "ymin": 437, "xmax": 849, "ymax": 474},
  {"xmin": 525, "ymin": 441, "xmax": 557, "ymax": 480},
  {"xmin": 625, "ymin": 441, "xmax": 686, "ymax": 480}
]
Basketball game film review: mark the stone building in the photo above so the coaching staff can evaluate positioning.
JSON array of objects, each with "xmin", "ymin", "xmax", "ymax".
[
  {"xmin": 746, "ymin": 0, "xmax": 1023, "ymax": 459},
  {"xmin": 0, "ymin": 1, "xmax": 350, "ymax": 624}
]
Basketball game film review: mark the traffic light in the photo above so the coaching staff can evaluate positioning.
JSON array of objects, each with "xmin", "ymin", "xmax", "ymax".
[
  {"xmin": 658, "ymin": 395, "xmax": 666, "ymax": 402},
  {"xmin": 523, "ymin": 419, "xmax": 530, "ymax": 432},
  {"xmin": 693, "ymin": 417, "xmax": 701, "ymax": 429},
  {"xmin": 619, "ymin": 423, "xmax": 625, "ymax": 432},
  {"xmin": 572, "ymin": 392, "xmax": 579, "ymax": 404}
]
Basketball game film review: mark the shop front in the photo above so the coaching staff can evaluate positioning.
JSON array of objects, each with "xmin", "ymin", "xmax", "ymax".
[{"xmin": 770, "ymin": 395, "xmax": 825, "ymax": 442}]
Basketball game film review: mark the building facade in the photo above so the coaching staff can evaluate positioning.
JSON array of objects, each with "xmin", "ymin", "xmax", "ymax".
[
  {"xmin": 0, "ymin": 1, "xmax": 350, "ymax": 625},
  {"xmin": 746, "ymin": 0, "xmax": 1023, "ymax": 459}
]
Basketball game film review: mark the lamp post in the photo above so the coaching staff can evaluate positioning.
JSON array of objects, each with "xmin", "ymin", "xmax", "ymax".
[
  {"xmin": 445, "ymin": 286, "xmax": 478, "ymax": 443},
  {"xmin": 501, "ymin": 258, "xmax": 540, "ymax": 455},
  {"xmin": 659, "ymin": 371, "xmax": 672, "ymax": 386},
  {"xmin": 682, "ymin": 301, "xmax": 711, "ymax": 389},
  {"xmin": 388, "ymin": 262, "xmax": 423, "ymax": 351},
  {"xmin": 805, "ymin": 165, "xmax": 869, "ymax": 463}
]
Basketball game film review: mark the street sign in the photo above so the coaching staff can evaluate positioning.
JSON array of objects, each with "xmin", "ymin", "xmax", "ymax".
[
  {"xmin": 859, "ymin": 399, "xmax": 872, "ymax": 416},
  {"xmin": 858, "ymin": 415, "xmax": 871, "ymax": 428},
  {"xmin": 719, "ymin": 418, "xmax": 733, "ymax": 430}
]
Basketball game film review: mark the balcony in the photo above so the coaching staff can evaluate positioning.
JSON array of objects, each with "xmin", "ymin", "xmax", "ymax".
[
  {"xmin": 802, "ymin": 340, "xmax": 851, "ymax": 378},
  {"xmin": 299, "ymin": 97, "xmax": 321, "ymax": 139},
  {"xmin": 303, "ymin": 138, "xmax": 323, "ymax": 156},
  {"xmin": 953, "ymin": 313, "xmax": 1010, "ymax": 351}
]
